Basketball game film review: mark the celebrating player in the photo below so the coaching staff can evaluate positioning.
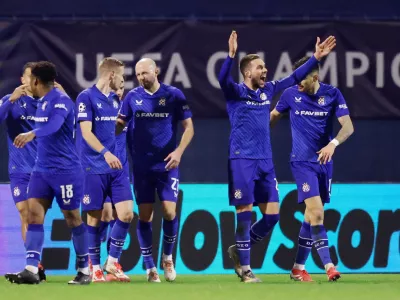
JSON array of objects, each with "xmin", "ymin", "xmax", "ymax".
[
  {"xmin": 270, "ymin": 56, "xmax": 354, "ymax": 282},
  {"xmin": 116, "ymin": 58, "xmax": 194, "ymax": 282},
  {"xmin": 218, "ymin": 30, "xmax": 336, "ymax": 283},
  {"xmin": 5, "ymin": 61, "xmax": 90, "ymax": 285},
  {"xmin": 76, "ymin": 58, "xmax": 133, "ymax": 282}
]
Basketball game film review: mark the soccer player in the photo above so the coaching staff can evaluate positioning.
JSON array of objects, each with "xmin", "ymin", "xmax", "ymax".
[
  {"xmin": 76, "ymin": 58, "xmax": 133, "ymax": 282},
  {"xmin": 218, "ymin": 31, "xmax": 336, "ymax": 283},
  {"xmin": 116, "ymin": 58, "xmax": 194, "ymax": 282},
  {"xmin": 270, "ymin": 56, "xmax": 354, "ymax": 282},
  {"xmin": 0, "ymin": 62, "xmax": 48, "ymax": 281},
  {"xmin": 5, "ymin": 61, "xmax": 90, "ymax": 285},
  {"xmin": 99, "ymin": 83, "xmax": 127, "ymax": 254}
]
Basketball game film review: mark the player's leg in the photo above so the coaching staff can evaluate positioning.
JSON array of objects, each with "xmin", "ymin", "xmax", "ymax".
[
  {"xmin": 81, "ymin": 174, "xmax": 107, "ymax": 282},
  {"xmin": 104, "ymin": 170, "xmax": 133, "ymax": 282},
  {"xmin": 100, "ymin": 199, "xmax": 113, "ymax": 242},
  {"xmin": 157, "ymin": 168, "xmax": 180, "ymax": 282},
  {"xmin": 106, "ymin": 209, "xmax": 117, "ymax": 254},
  {"xmin": 290, "ymin": 162, "xmax": 318, "ymax": 282},
  {"xmin": 134, "ymin": 170, "xmax": 160, "ymax": 282},
  {"xmin": 5, "ymin": 172, "xmax": 52, "ymax": 284},
  {"xmin": 227, "ymin": 159, "xmax": 260, "ymax": 283},
  {"xmin": 251, "ymin": 160, "xmax": 280, "ymax": 246}
]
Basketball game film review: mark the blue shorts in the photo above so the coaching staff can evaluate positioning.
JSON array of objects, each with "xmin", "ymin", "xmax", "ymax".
[
  {"xmin": 82, "ymin": 169, "xmax": 132, "ymax": 212},
  {"xmin": 104, "ymin": 164, "xmax": 130, "ymax": 205},
  {"xmin": 27, "ymin": 172, "xmax": 83, "ymax": 210},
  {"xmin": 228, "ymin": 159, "xmax": 279, "ymax": 206},
  {"xmin": 291, "ymin": 162, "xmax": 333, "ymax": 204},
  {"xmin": 10, "ymin": 173, "xmax": 30, "ymax": 204},
  {"xmin": 133, "ymin": 167, "xmax": 179, "ymax": 205}
]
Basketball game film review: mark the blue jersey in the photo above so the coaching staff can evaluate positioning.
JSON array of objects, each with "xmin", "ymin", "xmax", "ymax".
[
  {"xmin": 76, "ymin": 86, "xmax": 120, "ymax": 174},
  {"xmin": 276, "ymin": 83, "xmax": 350, "ymax": 162},
  {"xmin": 218, "ymin": 55, "xmax": 319, "ymax": 160},
  {"xmin": 0, "ymin": 95, "xmax": 39, "ymax": 174},
  {"xmin": 34, "ymin": 88, "xmax": 80, "ymax": 174},
  {"xmin": 116, "ymin": 122, "xmax": 128, "ymax": 168},
  {"xmin": 119, "ymin": 83, "xmax": 192, "ymax": 171}
]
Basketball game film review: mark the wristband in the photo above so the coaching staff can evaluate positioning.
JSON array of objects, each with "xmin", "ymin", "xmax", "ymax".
[
  {"xmin": 100, "ymin": 148, "xmax": 109, "ymax": 155},
  {"xmin": 330, "ymin": 139, "xmax": 339, "ymax": 147}
]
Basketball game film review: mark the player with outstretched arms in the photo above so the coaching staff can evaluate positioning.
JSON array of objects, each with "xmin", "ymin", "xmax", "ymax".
[
  {"xmin": 218, "ymin": 30, "xmax": 336, "ymax": 283},
  {"xmin": 270, "ymin": 56, "xmax": 354, "ymax": 282},
  {"xmin": 5, "ymin": 61, "xmax": 90, "ymax": 285},
  {"xmin": 116, "ymin": 58, "xmax": 194, "ymax": 282}
]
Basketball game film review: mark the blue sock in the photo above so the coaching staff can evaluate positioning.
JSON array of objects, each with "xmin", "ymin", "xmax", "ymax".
[
  {"xmin": 107, "ymin": 219, "xmax": 116, "ymax": 254},
  {"xmin": 137, "ymin": 220, "xmax": 155, "ymax": 269},
  {"xmin": 87, "ymin": 225, "xmax": 101, "ymax": 265},
  {"xmin": 99, "ymin": 221, "xmax": 109, "ymax": 243},
  {"xmin": 311, "ymin": 225, "xmax": 332, "ymax": 266},
  {"xmin": 295, "ymin": 221, "xmax": 313, "ymax": 265},
  {"xmin": 235, "ymin": 211, "xmax": 252, "ymax": 267},
  {"xmin": 109, "ymin": 219, "xmax": 130, "ymax": 260},
  {"xmin": 26, "ymin": 224, "xmax": 44, "ymax": 272},
  {"xmin": 72, "ymin": 223, "xmax": 89, "ymax": 270},
  {"xmin": 163, "ymin": 217, "xmax": 178, "ymax": 256},
  {"xmin": 250, "ymin": 214, "xmax": 279, "ymax": 245}
]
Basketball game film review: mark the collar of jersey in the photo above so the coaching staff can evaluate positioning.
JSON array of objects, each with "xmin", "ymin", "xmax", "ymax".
[{"xmin": 91, "ymin": 85, "xmax": 114, "ymax": 102}]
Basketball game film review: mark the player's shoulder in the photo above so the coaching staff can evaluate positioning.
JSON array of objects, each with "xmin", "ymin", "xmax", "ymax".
[
  {"xmin": 125, "ymin": 87, "xmax": 142, "ymax": 99},
  {"xmin": 281, "ymin": 86, "xmax": 299, "ymax": 98},
  {"xmin": 76, "ymin": 87, "xmax": 94, "ymax": 101},
  {"xmin": 319, "ymin": 83, "xmax": 343, "ymax": 99},
  {"xmin": 1, "ymin": 94, "xmax": 11, "ymax": 102},
  {"xmin": 160, "ymin": 83, "xmax": 185, "ymax": 99}
]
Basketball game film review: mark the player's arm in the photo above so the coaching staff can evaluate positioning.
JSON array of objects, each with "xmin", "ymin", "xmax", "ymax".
[
  {"xmin": 266, "ymin": 36, "xmax": 336, "ymax": 95},
  {"xmin": 14, "ymin": 97, "xmax": 70, "ymax": 148},
  {"xmin": 335, "ymin": 115, "xmax": 354, "ymax": 144},
  {"xmin": 270, "ymin": 91, "xmax": 291, "ymax": 128},
  {"xmin": 270, "ymin": 109, "xmax": 283, "ymax": 128},
  {"xmin": 116, "ymin": 93, "xmax": 133, "ymax": 136},
  {"xmin": 54, "ymin": 82, "xmax": 68, "ymax": 96},
  {"xmin": 0, "ymin": 85, "xmax": 30, "ymax": 122},
  {"xmin": 218, "ymin": 30, "xmax": 241, "ymax": 98}
]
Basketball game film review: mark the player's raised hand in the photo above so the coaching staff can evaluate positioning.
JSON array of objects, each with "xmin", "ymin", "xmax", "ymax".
[
  {"xmin": 164, "ymin": 149, "xmax": 183, "ymax": 171},
  {"xmin": 9, "ymin": 84, "xmax": 29, "ymax": 103},
  {"xmin": 104, "ymin": 151, "xmax": 123, "ymax": 169},
  {"xmin": 317, "ymin": 143, "xmax": 336, "ymax": 164},
  {"xmin": 228, "ymin": 30, "xmax": 238, "ymax": 58},
  {"xmin": 14, "ymin": 131, "xmax": 36, "ymax": 148},
  {"xmin": 54, "ymin": 82, "xmax": 67, "ymax": 94},
  {"xmin": 314, "ymin": 36, "xmax": 336, "ymax": 60}
]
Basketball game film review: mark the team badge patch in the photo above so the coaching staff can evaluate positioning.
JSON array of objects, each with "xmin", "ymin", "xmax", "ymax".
[
  {"xmin": 113, "ymin": 100, "xmax": 119, "ymax": 109},
  {"xmin": 159, "ymin": 98, "xmax": 166, "ymax": 106},
  {"xmin": 318, "ymin": 96, "xmax": 325, "ymax": 106},
  {"xmin": 82, "ymin": 194, "xmax": 91, "ymax": 205},
  {"xmin": 302, "ymin": 183, "xmax": 310, "ymax": 193},
  {"xmin": 78, "ymin": 103, "xmax": 86, "ymax": 112},
  {"xmin": 234, "ymin": 189, "xmax": 242, "ymax": 199},
  {"xmin": 13, "ymin": 187, "xmax": 21, "ymax": 197},
  {"xmin": 42, "ymin": 101, "xmax": 48, "ymax": 111},
  {"xmin": 260, "ymin": 93, "xmax": 267, "ymax": 101}
]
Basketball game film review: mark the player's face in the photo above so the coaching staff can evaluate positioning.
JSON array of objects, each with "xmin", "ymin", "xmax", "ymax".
[
  {"xmin": 116, "ymin": 84, "xmax": 125, "ymax": 100},
  {"xmin": 21, "ymin": 68, "xmax": 33, "ymax": 93},
  {"xmin": 136, "ymin": 62, "xmax": 157, "ymax": 90},
  {"xmin": 249, "ymin": 59, "xmax": 267, "ymax": 88},
  {"xmin": 110, "ymin": 66, "xmax": 124, "ymax": 91},
  {"xmin": 298, "ymin": 73, "xmax": 318, "ymax": 94},
  {"xmin": 29, "ymin": 74, "xmax": 39, "ymax": 97}
]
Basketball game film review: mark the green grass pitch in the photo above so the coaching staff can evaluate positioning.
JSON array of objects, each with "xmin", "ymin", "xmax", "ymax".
[{"xmin": 1, "ymin": 274, "xmax": 399, "ymax": 300}]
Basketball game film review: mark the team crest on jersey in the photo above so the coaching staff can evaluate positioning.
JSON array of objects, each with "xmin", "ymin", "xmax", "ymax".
[
  {"xmin": 234, "ymin": 189, "xmax": 242, "ymax": 199},
  {"xmin": 82, "ymin": 194, "xmax": 90, "ymax": 205},
  {"xmin": 78, "ymin": 103, "xmax": 86, "ymax": 112},
  {"xmin": 159, "ymin": 98, "xmax": 166, "ymax": 106},
  {"xmin": 13, "ymin": 187, "xmax": 21, "ymax": 197},
  {"xmin": 260, "ymin": 93, "xmax": 267, "ymax": 101},
  {"xmin": 113, "ymin": 100, "xmax": 119, "ymax": 109},
  {"xmin": 318, "ymin": 96, "xmax": 325, "ymax": 106},
  {"xmin": 302, "ymin": 183, "xmax": 310, "ymax": 193},
  {"xmin": 42, "ymin": 101, "xmax": 48, "ymax": 111}
]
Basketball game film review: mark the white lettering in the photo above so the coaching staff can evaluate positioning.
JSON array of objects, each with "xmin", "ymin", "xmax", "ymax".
[
  {"xmin": 376, "ymin": 52, "xmax": 384, "ymax": 88},
  {"xmin": 54, "ymin": 103, "xmax": 67, "ymax": 111},
  {"xmin": 34, "ymin": 117, "xmax": 49, "ymax": 122},
  {"xmin": 78, "ymin": 113, "xmax": 87, "ymax": 118},
  {"xmin": 298, "ymin": 110, "xmax": 328, "ymax": 117},
  {"xmin": 207, "ymin": 51, "xmax": 228, "ymax": 89},
  {"xmin": 138, "ymin": 112, "xmax": 170, "ymax": 118},
  {"xmin": 346, "ymin": 52, "xmax": 369, "ymax": 87},
  {"xmin": 246, "ymin": 100, "xmax": 270, "ymax": 106},
  {"xmin": 164, "ymin": 53, "xmax": 191, "ymax": 88}
]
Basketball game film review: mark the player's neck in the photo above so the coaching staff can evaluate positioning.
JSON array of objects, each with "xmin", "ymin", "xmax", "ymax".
[
  {"xmin": 243, "ymin": 79, "xmax": 258, "ymax": 91},
  {"xmin": 37, "ymin": 85, "xmax": 54, "ymax": 98},
  {"xmin": 310, "ymin": 81, "xmax": 320, "ymax": 95},
  {"xmin": 144, "ymin": 81, "xmax": 161, "ymax": 95},
  {"xmin": 95, "ymin": 78, "xmax": 112, "ymax": 96}
]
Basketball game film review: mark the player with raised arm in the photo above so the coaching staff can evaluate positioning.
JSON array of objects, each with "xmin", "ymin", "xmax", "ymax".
[
  {"xmin": 5, "ymin": 61, "xmax": 90, "ymax": 285},
  {"xmin": 219, "ymin": 31, "xmax": 336, "ymax": 283},
  {"xmin": 116, "ymin": 58, "xmax": 194, "ymax": 283},
  {"xmin": 76, "ymin": 58, "xmax": 133, "ymax": 283},
  {"xmin": 270, "ymin": 56, "xmax": 354, "ymax": 282}
]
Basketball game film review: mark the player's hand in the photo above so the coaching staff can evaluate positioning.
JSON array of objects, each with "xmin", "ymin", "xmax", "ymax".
[
  {"xmin": 9, "ymin": 84, "xmax": 29, "ymax": 103},
  {"xmin": 317, "ymin": 143, "xmax": 336, "ymax": 164},
  {"xmin": 14, "ymin": 131, "xmax": 36, "ymax": 148},
  {"xmin": 228, "ymin": 30, "xmax": 238, "ymax": 58},
  {"xmin": 104, "ymin": 151, "xmax": 123, "ymax": 169},
  {"xmin": 313, "ymin": 36, "xmax": 336, "ymax": 60},
  {"xmin": 54, "ymin": 82, "xmax": 67, "ymax": 94},
  {"xmin": 164, "ymin": 149, "xmax": 183, "ymax": 171}
]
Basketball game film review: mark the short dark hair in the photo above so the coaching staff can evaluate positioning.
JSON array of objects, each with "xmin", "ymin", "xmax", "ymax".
[
  {"xmin": 22, "ymin": 62, "xmax": 36, "ymax": 75},
  {"xmin": 293, "ymin": 56, "xmax": 320, "ymax": 73},
  {"xmin": 31, "ymin": 61, "xmax": 57, "ymax": 86},
  {"xmin": 239, "ymin": 54, "xmax": 260, "ymax": 76}
]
